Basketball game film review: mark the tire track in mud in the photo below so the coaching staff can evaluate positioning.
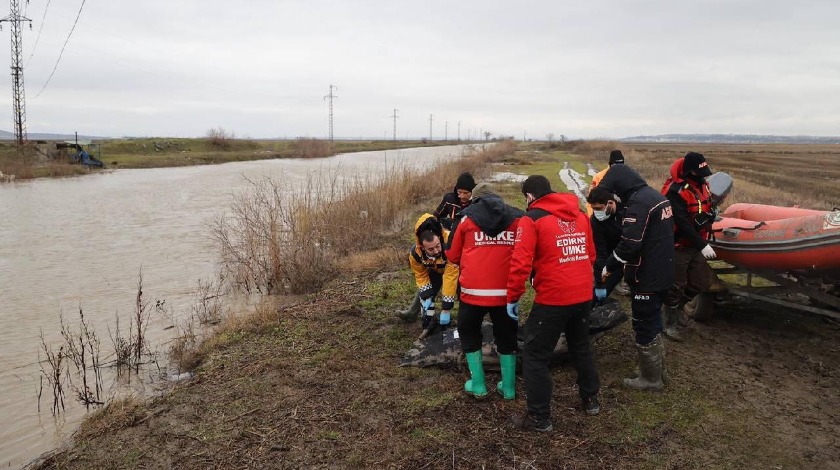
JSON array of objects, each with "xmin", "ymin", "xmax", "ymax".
[{"xmin": 558, "ymin": 162, "xmax": 591, "ymax": 207}]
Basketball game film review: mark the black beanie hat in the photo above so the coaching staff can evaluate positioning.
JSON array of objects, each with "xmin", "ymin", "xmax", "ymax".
[
  {"xmin": 521, "ymin": 175, "xmax": 554, "ymax": 199},
  {"xmin": 455, "ymin": 172, "xmax": 476, "ymax": 192},
  {"xmin": 683, "ymin": 152, "xmax": 712, "ymax": 177},
  {"xmin": 609, "ymin": 150, "xmax": 625, "ymax": 166}
]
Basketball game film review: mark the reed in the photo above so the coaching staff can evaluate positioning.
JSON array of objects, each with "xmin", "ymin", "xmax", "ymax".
[{"xmin": 213, "ymin": 141, "xmax": 515, "ymax": 295}]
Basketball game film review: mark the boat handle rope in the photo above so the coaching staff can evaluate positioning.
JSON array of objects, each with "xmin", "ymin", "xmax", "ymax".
[
  {"xmin": 711, "ymin": 221, "xmax": 767, "ymax": 239},
  {"xmin": 711, "ymin": 221, "xmax": 766, "ymax": 232}
]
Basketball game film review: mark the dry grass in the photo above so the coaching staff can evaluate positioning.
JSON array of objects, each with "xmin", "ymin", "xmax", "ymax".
[
  {"xmin": 74, "ymin": 397, "xmax": 145, "ymax": 440},
  {"xmin": 612, "ymin": 143, "xmax": 840, "ymax": 210},
  {"xmin": 213, "ymin": 141, "xmax": 515, "ymax": 295},
  {"xmin": 0, "ymin": 143, "xmax": 91, "ymax": 180},
  {"xmin": 291, "ymin": 138, "xmax": 335, "ymax": 158}
]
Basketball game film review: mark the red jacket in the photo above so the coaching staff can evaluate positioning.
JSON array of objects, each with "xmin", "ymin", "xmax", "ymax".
[
  {"xmin": 507, "ymin": 193, "xmax": 595, "ymax": 306},
  {"xmin": 446, "ymin": 211, "xmax": 522, "ymax": 307}
]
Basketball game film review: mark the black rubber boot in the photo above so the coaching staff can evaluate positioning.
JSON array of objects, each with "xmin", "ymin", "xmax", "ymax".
[{"xmin": 662, "ymin": 306, "xmax": 683, "ymax": 342}]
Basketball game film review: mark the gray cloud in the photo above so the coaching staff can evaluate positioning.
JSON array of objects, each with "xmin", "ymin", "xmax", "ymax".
[{"xmin": 5, "ymin": 0, "xmax": 839, "ymax": 138}]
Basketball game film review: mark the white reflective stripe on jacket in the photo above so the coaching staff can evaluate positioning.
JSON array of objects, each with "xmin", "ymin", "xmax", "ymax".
[{"xmin": 460, "ymin": 288, "xmax": 507, "ymax": 296}]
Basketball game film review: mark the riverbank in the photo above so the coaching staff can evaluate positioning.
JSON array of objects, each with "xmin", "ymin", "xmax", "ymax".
[
  {"xmin": 29, "ymin": 143, "xmax": 840, "ymax": 469},
  {"xmin": 0, "ymin": 138, "xmax": 477, "ymax": 180}
]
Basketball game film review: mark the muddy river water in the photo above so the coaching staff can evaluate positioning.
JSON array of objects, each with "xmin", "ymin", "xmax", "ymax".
[{"xmin": 0, "ymin": 145, "xmax": 469, "ymax": 468}]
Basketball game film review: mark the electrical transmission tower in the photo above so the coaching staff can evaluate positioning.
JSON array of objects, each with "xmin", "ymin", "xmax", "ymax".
[
  {"xmin": 428, "ymin": 114, "xmax": 433, "ymax": 141},
  {"xmin": 457, "ymin": 121, "xmax": 461, "ymax": 142},
  {"xmin": 1, "ymin": 0, "xmax": 32, "ymax": 148},
  {"xmin": 444, "ymin": 121, "xmax": 448, "ymax": 141},
  {"xmin": 323, "ymin": 84, "xmax": 337, "ymax": 141},
  {"xmin": 391, "ymin": 108, "xmax": 399, "ymax": 141}
]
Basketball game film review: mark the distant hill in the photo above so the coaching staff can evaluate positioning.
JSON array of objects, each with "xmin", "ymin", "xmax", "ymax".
[
  {"xmin": 620, "ymin": 134, "xmax": 840, "ymax": 144},
  {"xmin": 0, "ymin": 130, "xmax": 106, "ymax": 141}
]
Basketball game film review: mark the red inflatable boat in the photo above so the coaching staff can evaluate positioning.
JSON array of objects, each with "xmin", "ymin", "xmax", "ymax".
[{"xmin": 712, "ymin": 203, "xmax": 840, "ymax": 271}]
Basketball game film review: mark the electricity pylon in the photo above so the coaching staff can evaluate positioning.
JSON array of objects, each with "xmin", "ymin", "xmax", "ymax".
[
  {"xmin": 323, "ymin": 84, "xmax": 337, "ymax": 141},
  {"xmin": 428, "ymin": 114, "xmax": 433, "ymax": 141},
  {"xmin": 1, "ymin": 0, "xmax": 32, "ymax": 148}
]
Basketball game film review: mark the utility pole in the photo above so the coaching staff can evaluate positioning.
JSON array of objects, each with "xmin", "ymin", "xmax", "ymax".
[
  {"xmin": 1, "ymin": 0, "xmax": 31, "ymax": 149},
  {"xmin": 391, "ymin": 108, "xmax": 399, "ymax": 141},
  {"xmin": 457, "ymin": 121, "xmax": 461, "ymax": 142},
  {"xmin": 444, "ymin": 121, "xmax": 448, "ymax": 141},
  {"xmin": 323, "ymin": 84, "xmax": 337, "ymax": 141},
  {"xmin": 428, "ymin": 114, "xmax": 433, "ymax": 141}
]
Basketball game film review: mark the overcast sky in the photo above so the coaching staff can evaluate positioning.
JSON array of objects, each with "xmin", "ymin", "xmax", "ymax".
[{"xmin": 3, "ymin": 0, "xmax": 839, "ymax": 139}]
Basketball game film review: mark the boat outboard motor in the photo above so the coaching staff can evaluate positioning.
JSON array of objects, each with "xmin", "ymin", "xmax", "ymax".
[{"xmin": 708, "ymin": 172, "xmax": 733, "ymax": 207}]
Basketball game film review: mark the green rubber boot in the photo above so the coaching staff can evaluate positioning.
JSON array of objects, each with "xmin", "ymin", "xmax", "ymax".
[
  {"xmin": 496, "ymin": 354, "xmax": 516, "ymax": 400},
  {"xmin": 464, "ymin": 351, "xmax": 488, "ymax": 399}
]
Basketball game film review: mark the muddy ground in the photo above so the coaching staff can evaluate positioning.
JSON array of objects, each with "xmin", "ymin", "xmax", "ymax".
[{"xmin": 29, "ymin": 269, "xmax": 840, "ymax": 470}]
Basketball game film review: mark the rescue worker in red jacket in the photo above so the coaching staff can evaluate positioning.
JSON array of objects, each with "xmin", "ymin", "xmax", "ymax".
[
  {"xmin": 401, "ymin": 214, "xmax": 459, "ymax": 328},
  {"xmin": 661, "ymin": 152, "xmax": 716, "ymax": 341},
  {"xmin": 446, "ymin": 183, "xmax": 525, "ymax": 400},
  {"xmin": 507, "ymin": 175, "xmax": 601, "ymax": 432}
]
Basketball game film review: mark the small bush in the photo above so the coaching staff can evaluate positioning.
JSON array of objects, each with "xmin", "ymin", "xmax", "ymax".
[
  {"xmin": 206, "ymin": 127, "xmax": 235, "ymax": 150},
  {"xmin": 292, "ymin": 138, "xmax": 334, "ymax": 158}
]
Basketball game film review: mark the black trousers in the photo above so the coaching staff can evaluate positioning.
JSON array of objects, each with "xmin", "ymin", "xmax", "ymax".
[
  {"xmin": 631, "ymin": 290, "xmax": 667, "ymax": 345},
  {"xmin": 523, "ymin": 301, "xmax": 600, "ymax": 421},
  {"xmin": 457, "ymin": 301, "xmax": 518, "ymax": 355}
]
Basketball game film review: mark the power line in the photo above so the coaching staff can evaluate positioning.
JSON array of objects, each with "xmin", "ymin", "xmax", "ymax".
[
  {"xmin": 33, "ymin": 0, "xmax": 85, "ymax": 99},
  {"xmin": 25, "ymin": 0, "xmax": 50, "ymax": 66}
]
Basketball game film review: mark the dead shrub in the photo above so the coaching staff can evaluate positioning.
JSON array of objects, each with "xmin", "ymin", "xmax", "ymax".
[
  {"xmin": 206, "ymin": 127, "xmax": 235, "ymax": 150},
  {"xmin": 292, "ymin": 138, "xmax": 335, "ymax": 158}
]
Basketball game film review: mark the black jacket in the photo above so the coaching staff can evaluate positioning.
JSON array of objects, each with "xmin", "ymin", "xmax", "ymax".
[
  {"xmin": 434, "ymin": 192, "xmax": 470, "ymax": 231},
  {"xmin": 458, "ymin": 193, "xmax": 525, "ymax": 237},
  {"xmin": 598, "ymin": 165, "xmax": 675, "ymax": 293},
  {"xmin": 590, "ymin": 206, "xmax": 624, "ymax": 288}
]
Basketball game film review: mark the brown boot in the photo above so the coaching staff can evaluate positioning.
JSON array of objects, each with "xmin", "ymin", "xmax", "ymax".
[{"xmin": 707, "ymin": 274, "xmax": 728, "ymax": 293}]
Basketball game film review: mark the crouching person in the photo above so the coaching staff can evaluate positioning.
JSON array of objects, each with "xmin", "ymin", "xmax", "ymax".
[
  {"xmin": 446, "ymin": 183, "xmax": 524, "ymax": 400},
  {"xmin": 596, "ymin": 165, "xmax": 675, "ymax": 391},
  {"xmin": 508, "ymin": 176, "xmax": 601, "ymax": 432},
  {"xmin": 400, "ymin": 214, "xmax": 458, "ymax": 330}
]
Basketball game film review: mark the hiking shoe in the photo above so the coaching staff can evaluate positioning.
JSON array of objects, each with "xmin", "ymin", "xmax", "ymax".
[
  {"xmin": 582, "ymin": 396, "xmax": 601, "ymax": 416},
  {"xmin": 511, "ymin": 413, "xmax": 552, "ymax": 432}
]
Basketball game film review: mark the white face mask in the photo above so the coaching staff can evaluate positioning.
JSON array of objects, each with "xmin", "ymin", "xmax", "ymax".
[{"xmin": 594, "ymin": 210, "xmax": 610, "ymax": 222}]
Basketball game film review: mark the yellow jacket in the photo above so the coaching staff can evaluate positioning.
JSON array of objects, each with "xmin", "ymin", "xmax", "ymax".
[
  {"xmin": 409, "ymin": 213, "xmax": 459, "ymax": 310},
  {"xmin": 585, "ymin": 167, "xmax": 609, "ymax": 216}
]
